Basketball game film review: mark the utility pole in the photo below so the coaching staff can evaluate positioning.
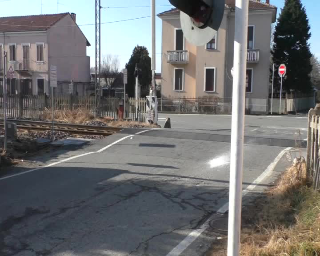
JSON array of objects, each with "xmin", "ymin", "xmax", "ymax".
[
  {"xmin": 151, "ymin": 0, "xmax": 156, "ymax": 97},
  {"xmin": 95, "ymin": 0, "xmax": 101, "ymax": 117},
  {"xmin": 3, "ymin": 52, "xmax": 7, "ymax": 152},
  {"xmin": 227, "ymin": 0, "xmax": 249, "ymax": 255}
]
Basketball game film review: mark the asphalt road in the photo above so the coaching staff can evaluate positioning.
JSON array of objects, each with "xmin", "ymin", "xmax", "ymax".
[{"xmin": 0, "ymin": 114, "xmax": 308, "ymax": 256}]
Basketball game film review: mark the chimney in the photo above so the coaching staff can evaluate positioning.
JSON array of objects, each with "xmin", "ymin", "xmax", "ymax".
[
  {"xmin": 266, "ymin": 0, "xmax": 270, "ymax": 4},
  {"xmin": 71, "ymin": 13, "xmax": 76, "ymax": 23}
]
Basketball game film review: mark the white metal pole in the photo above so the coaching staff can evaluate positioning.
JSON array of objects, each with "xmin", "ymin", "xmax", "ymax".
[
  {"xmin": 136, "ymin": 74, "xmax": 138, "ymax": 120},
  {"xmin": 227, "ymin": 0, "xmax": 249, "ymax": 255},
  {"xmin": 151, "ymin": 0, "xmax": 156, "ymax": 97},
  {"xmin": 271, "ymin": 63, "xmax": 274, "ymax": 115},
  {"xmin": 51, "ymin": 85, "xmax": 54, "ymax": 141},
  {"xmin": 3, "ymin": 51, "xmax": 7, "ymax": 152},
  {"xmin": 280, "ymin": 76, "xmax": 282, "ymax": 115}
]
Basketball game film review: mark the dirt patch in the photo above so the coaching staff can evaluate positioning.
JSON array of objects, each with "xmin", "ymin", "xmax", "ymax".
[{"xmin": 206, "ymin": 158, "xmax": 320, "ymax": 256}]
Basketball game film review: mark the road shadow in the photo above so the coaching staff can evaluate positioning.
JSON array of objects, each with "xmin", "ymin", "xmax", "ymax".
[
  {"xmin": 139, "ymin": 143, "xmax": 176, "ymax": 148},
  {"xmin": 0, "ymin": 163, "xmax": 280, "ymax": 256}
]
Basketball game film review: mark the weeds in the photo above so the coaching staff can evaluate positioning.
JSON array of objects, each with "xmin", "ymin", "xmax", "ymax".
[{"xmin": 240, "ymin": 158, "xmax": 320, "ymax": 256}]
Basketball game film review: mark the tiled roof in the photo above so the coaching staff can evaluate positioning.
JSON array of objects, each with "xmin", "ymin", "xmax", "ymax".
[
  {"xmin": 0, "ymin": 13, "xmax": 69, "ymax": 32},
  {"xmin": 158, "ymin": 0, "xmax": 276, "ymax": 16}
]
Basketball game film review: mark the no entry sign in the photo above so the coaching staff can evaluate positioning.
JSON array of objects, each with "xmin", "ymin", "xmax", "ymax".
[{"xmin": 278, "ymin": 64, "xmax": 286, "ymax": 77}]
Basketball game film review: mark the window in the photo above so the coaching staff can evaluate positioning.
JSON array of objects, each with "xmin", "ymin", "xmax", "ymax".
[
  {"xmin": 37, "ymin": 44, "xmax": 44, "ymax": 62},
  {"xmin": 247, "ymin": 26, "xmax": 254, "ymax": 49},
  {"xmin": 9, "ymin": 44, "xmax": 16, "ymax": 61},
  {"xmin": 174, "ymin": 68, "xmax": 184, "ymax": 91},
  {"xmin": 23, "ymin": 45, "xmax": 30, "ymax": 69},
  {"xmin": 37, "ymin": 79, "xmax": 45, "ymax": 95},
  {"xmin": 246, "ymin": 69, "xmax": 253, "ymax": 93},
  {"xmin": 206, "ymin": 33, "xmax": 217, "ymax": 50},
  {"xmin": 175, "ymin": 29, "xmax": 184, "ymax": 50},
  {"xmin": 205, "ymin": 68, "xmax": 216, "ymax": 92}
]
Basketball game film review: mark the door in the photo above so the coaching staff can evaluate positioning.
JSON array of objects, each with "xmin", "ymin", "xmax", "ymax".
[{"xmin": 175, "ymin": 29, "xmax": 184, "ymax": 51}]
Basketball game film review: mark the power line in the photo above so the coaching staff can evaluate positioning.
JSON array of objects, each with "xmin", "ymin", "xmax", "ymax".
[
  {"xmin": 0, "ymin": 16, "xmax": 151, "ymax": 29},
  {"xmin": 102, "ymin": 5, "xmax": 171, "ymax": 9}
]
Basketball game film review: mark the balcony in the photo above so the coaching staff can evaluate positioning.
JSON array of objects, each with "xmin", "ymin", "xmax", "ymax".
[
  {"xmin": 20, "ymin": 60, "xmax": 30, "ymax": 70},
  {"xmin": 167, "ymin": 50, "xmax": 189, "ymax": 64},
  {"xmin": 15, "ymin": 60, "xmax": 32, "ymax": 77},
  {"xmin": 247, "ymin": 49, "xmax": 260, "ymax": 63}
]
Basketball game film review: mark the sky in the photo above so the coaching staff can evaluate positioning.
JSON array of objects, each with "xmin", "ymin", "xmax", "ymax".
[{"xmin": 0, "ymin": 0, "xmax": 319, "ymax": 72}]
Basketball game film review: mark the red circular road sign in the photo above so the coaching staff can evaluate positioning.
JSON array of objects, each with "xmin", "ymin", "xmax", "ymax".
[{"xmin": 279, "ymin": 64, "xmax": 286, "ymax": 77}]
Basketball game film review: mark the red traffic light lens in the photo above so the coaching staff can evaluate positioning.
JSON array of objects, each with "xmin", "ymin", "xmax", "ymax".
[{"xmin": 191, "ymin": 5, "xmax": 212, "ymax": 28}]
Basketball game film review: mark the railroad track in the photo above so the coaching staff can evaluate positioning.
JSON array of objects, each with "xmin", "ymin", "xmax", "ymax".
[{"xmin": 0, "ymin": 120, "xmax": 122, "ymax": 136}]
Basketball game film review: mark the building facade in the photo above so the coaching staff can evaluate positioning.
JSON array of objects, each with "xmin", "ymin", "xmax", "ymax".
[
  {"xmin": 158, "ymin": 0, "xmax": 277, "ymax": 113},
  {"xmin": 0, "ymin": 13, "xmax": 90, "ymax": 96}
]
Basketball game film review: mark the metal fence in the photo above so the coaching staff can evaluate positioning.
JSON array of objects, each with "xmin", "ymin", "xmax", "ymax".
[
  {"xmin": 0, "ymin": 95, "xmax": 147, "ymax": 121},
  {"xmin": 159, "ymin": 97, "xmax": 232, "ymax": 114},
  {"xmin": 306, "ymin": 105, "xmax": 320, "ymax": 190}
]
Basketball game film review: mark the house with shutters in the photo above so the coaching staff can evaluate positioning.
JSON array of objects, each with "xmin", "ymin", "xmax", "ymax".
[
  {"xmin": 0, "ymin": 12, "xmax": 91, "ymax": 96},
  {"xmin": 158, "ymin": 0, "xmax": 277, "ymax": 113}
]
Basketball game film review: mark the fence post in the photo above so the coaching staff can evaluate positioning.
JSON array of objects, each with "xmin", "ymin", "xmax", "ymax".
[
  {"xmin": 69, "ymin": 94, "xmax": 73, "ymax": 110},
  {"xmin": 18, "ymin": 94, "xmax": 23, "ymax": 118},
  {"xmin": 307, "ymin": 105, "xmax": 320, "ymax": 180},
  {"xmin": 307, "ymin": 109, "xmax": 314, "ymax": 179}
]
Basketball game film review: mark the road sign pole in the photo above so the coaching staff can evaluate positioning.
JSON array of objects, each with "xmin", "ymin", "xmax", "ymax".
[
  {"xmin": 279, "ymin": 75, "xmax": 283, "ymax": 115},
  {"xmin": 3, "ymin": 52, "xmax": 7, "ymax": 152},
  {"xmin": 227, "ymin": 0, "xmax": 249, "ymax": 255}
]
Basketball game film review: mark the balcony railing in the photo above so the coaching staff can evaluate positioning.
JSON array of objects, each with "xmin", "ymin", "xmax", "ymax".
[
  {"xmin": 167, "ymin": 50, "xmax": 189, "ymax": 64},
  {"xmin": 247, "ymin": 49, "xmax": 260, "ymax": 63}
]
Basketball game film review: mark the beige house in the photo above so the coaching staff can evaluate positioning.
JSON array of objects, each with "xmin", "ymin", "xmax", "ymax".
[
  {"xmin": 158, "ymin": 0, "xmax": 277, "ymax": 113},
  {"xmin": 0, "ymin": 13, "xmax": 91, "ymax": 96}
]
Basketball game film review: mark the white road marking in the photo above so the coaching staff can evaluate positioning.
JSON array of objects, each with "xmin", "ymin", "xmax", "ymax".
[
  {"xmin": 0, "ymin": 152, "xmax": 95, "ymax": 181},
  {"xmin": 1, "ymin": 130, "xmax": 154, "ymax": 181},
  {"xmin": 251, "ymin": 128, "xmax": 258, "ymax": 132},
  {"xmin": 96, "ymin": 135, "xmax": 134, "ymax": 153},
  {"xmin": 135, "ymin": 130, "xmax": 149, "ymax": 135},
  {"xmin": 166, "ymin": 147, "xmax": 292, "ymax": 256},
  {"xmin": 265, "ymin": 126, "xmax": 307, "ymax": 131},
  {"xmin": 158, "ymin": 118, "xmax": 167, "ymax": 121}
]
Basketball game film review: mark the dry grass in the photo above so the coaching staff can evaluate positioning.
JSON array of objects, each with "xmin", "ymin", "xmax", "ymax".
[
  {"xmin": 40, "ymin": 108, "xmax": 96, "ymax": 124},
  {"xmin": 39, "ymin": 109, "xmax": 160, "ymax": 128},
  {"xmin": 239, "ymin": 158, "xmax": 320, "ymax": 256}
]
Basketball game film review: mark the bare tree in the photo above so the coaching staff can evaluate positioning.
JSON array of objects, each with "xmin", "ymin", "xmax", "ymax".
[
  {"xmin": 311, "ymin": 55, "xmax": 320, "ymax": 89},
  {"xmin": 101, "ymin": 55, "xmax": 121, "ymax": 89}
]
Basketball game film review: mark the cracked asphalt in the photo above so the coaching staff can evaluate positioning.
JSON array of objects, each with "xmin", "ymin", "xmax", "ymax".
[{"xmin": 0, "ymin": 114, "xmax": 308, "ymax": 256}]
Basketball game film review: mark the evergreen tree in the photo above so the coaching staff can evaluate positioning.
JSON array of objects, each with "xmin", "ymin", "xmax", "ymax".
[
  {"xmin": 272, "ymin": 0, "xmax": 312, "ymax": 93},
  {"xmin": 125, "ymin": 46, "xmax": 152, "ymax": 97},
  {"xmin": 311, "ymin": 55, "xmax": 320, "ymax": 89}
]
